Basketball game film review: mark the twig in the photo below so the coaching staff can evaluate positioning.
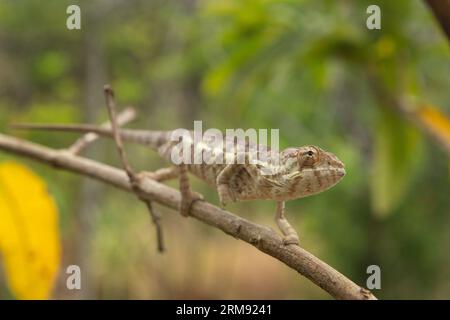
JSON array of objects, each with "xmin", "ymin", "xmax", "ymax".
[
  {"xmin": 103, "ymin": 85, "xmax": 165, "ymax": 253},
  {"xmin": 144, "ymin": 200, "xmax": 164, "ymax": 253},
  {"xmin": 103, "ymin": 86, "xmax": 134, "ymax": 178},
  {"xmin": 68, "ymin": 107, "xmax": 137, "ymax": 155},
  {"xmin": 0, "ymin": 132, "xmax": 376, "ymax": 300}
]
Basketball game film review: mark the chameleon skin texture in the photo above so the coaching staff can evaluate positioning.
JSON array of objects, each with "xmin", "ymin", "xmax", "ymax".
[
  {"xmin": 153, "ymin": 131, "xmax": 346, "ymax": 202},
  {"xmin": 172, "ymin": 144, "xmax": 344, "ymax": 202}
]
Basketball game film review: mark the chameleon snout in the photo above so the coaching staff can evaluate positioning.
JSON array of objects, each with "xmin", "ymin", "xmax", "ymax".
[{"xmin": 337, "ymin": 167, "xmax": 346, "ymax": 177}]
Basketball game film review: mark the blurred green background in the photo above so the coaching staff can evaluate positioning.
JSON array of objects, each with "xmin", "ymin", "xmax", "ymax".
[{"xmin": 0, "ymin": 0, "xmax": 449, "ymax": 299}]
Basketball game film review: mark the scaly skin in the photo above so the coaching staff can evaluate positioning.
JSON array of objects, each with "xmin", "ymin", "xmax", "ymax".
[
  {"xmin": 12, "ymin": 124, "xmax": 346, "ymax": 245},
  {"xmin": 135, "ymin": 130, "xmax": 345, "ymax": 205}
]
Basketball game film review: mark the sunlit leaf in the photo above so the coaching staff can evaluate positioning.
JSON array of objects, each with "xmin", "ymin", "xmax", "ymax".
[
  {"xmin": 370, "ymin": 108, "xmax": 421, "ymax": 218},
  {"xmin": 0, "ymin": 161, "xmax": 61, "ymax": 299},
  {"xmin": 413, "ymin": 104, "xmax": 450, "ymax": 154}
]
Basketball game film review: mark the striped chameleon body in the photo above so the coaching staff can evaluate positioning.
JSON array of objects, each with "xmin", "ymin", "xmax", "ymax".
[
  {"xmin": 12, "ymin": 123, "xmax": 346, "ymax": 245},
  {"xmin": 155, "ymin": 131, "xmax": 346, "ymax": 204}
]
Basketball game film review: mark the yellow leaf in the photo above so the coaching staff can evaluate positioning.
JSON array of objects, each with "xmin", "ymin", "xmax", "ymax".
[
  {"xmin": 0, "ymin": 161, "xmax": 61, "ymax": 299},
  {"xmin": 414, "ymin": 104, "xmax": 450, "ymax": 154}
]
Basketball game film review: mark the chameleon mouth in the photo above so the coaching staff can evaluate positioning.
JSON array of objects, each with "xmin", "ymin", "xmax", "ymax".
[
  {"xmin": 305, "ymin": 167, "xmax": 346, "ymax": 177},
  {"xmin": 336, "ymin": 168, "xmax": 346, "ymax": 177}
]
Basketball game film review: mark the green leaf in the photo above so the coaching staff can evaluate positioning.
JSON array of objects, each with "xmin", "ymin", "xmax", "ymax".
[
  {"xmin": 32, "ymin": 51, "xmax": 69, "ymax": 84},
  {"xmin": 370, "ymin": 107, "xmax": 421, "ymax": 218}
]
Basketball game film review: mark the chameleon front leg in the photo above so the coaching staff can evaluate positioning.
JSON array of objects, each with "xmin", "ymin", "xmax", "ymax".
[
  {"xmin": 179, "ymin": 164, "xmax": 203, "ymax": 217},
  {"xmin": 275, "ymin": 201, "xmax": 300, "ymax": 246},
  {"xmin": 216, "ymin": 164, "xmax": 239, "ymax": 207}
]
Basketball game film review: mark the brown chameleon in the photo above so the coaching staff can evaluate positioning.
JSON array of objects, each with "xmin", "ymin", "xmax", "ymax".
[{"xmin": 12, "ymin": 123, "xmax": 346, "ymax": 245}]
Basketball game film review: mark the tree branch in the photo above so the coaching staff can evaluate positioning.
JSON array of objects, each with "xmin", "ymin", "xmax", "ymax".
[
  {"xmin": 425, "ymin": 0, "xmax": 450, "ymax": 42},
  {"xmin": 0, "ymin": 133, "xmax": 376, "ymax": 300}
]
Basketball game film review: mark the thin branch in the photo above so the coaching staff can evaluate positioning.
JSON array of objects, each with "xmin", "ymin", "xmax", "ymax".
[
  {"xmin": 103, "ymin": 85, "xmax": 134, "ymax": 179},
  {"xmin": 68, "ymin": 106, "xmax": 137, "ymax": 155},
  {"xmin": 144, "ymin": 200, "xmax": 164, "ymax": 253},
  {"xmin": 0, "ymin": 132, "xmax": 376, "ymax": 300},
  {"xmin": 102, "ymin": 85, "xmax": 165, "ymax": 252}
]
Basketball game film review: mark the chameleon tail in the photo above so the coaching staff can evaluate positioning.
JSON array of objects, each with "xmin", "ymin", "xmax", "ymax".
[{"xmin": 9, "ymin": 123, "xmax": 170, "ymax": 149}]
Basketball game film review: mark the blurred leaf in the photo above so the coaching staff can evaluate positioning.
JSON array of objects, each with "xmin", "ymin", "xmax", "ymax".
[
  {"xmin": 370, "ymin": 108, "xmax": 421, "ymax": 218},
  {"xmin": 0, "ymin": 161, "xmax": 61, "ymax": 299},
  {"xmin": 23, "ymin": 103, "xmax": 78, "ymax": 123},
  {"xmin": 202, "ymin": 35, "xmax": 265, "ymax": 96},
  {"xmin": 307, "ymin": 30, "xmax": 367, "ymax": 63},
  {"xmin": 32, "ymin": 51, "xmax": 69, "ymax": 85},
  {"xmin": 114, "ymin": 77, "xmax": 143, "ymax": 103}
]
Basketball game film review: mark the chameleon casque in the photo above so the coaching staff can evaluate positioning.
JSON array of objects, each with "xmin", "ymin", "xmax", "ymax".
[{"xmin": 13, "ymin": 123, "xmax": 346, "ymax": 245}]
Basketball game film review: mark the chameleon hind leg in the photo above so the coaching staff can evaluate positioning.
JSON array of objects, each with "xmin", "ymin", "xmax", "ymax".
[
  {"xmin": 275, "ymin": 201, "xmax": 300, "ymax": 246},
  {"xmin": 179, "ymin": 164, "xmax": 203, "ymax": 216},
  {"xmin": 139, "ymin": 166, "xmax": 202, "ymax": 216}
]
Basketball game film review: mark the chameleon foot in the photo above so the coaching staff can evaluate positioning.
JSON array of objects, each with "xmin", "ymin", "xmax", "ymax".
[
  {"xmin": 179, "ymin": 191, "xmax": 204, "ymax": 217},
  {"xmin": 179, "ymin": 163, "xmax": 203, "ymax": 216},
  {"xmin": 282, "ymin": 234, "xmax": 300, "ymax": 246},
  {"xmin": 217, "ymin": 183, "xmax": 235, "ymax": 207}
]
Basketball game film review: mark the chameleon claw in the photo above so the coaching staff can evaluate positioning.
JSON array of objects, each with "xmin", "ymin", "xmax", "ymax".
[{"xmin": 218, "ymin": 183, "xmax": 235, "ymax": 207}]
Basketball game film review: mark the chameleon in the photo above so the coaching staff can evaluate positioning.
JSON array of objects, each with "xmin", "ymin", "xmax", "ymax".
[{"xmin": 12, "ymin": 123, "xmax": 346, "ymax": 245}]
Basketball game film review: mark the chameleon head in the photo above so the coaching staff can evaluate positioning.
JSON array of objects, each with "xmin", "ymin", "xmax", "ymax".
[{"xmin": 281, "ymin": 145, "xmax": 346, "ymax": 199}]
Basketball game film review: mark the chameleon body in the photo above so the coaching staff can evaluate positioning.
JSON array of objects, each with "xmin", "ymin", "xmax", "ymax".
[{"xmin": 12, "ymin": 123, "xmax": 346, "ymax": 245}]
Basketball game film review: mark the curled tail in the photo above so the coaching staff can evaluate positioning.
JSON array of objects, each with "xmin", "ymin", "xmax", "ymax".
[{"xmin": 10, "ymin": 123, "xmax": 171, "ymax": 149}]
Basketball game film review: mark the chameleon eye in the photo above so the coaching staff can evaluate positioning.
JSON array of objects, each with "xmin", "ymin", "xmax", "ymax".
[{"xmin": 298, "ymin": 148, "xmax": 319, "ymax": 168}]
